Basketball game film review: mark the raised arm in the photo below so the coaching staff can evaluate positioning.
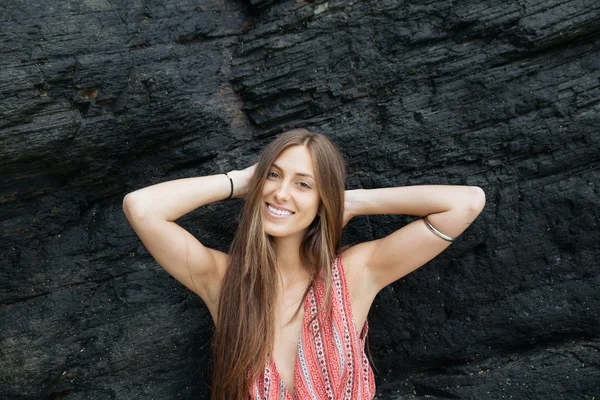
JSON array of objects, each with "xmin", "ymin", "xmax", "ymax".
[
  {"xmin": 343, "ymin": 185, "xmax": 485, "ymax": 293},
  {"xmin": 122, "ymin": 166, "xmax": 255, "ymax": 315}
]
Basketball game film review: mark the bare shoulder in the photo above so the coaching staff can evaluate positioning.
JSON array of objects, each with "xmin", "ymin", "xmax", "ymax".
[
  {"xmin": 198, "ymin": 249, "xmax": 230, "ymax": 319},
  {"xmin": 338, "ymin": 243, "xmax": 380, "ymax": 333},
  {"xmin": 205, "ymin": 249, "xmax": 230, "ymax": 286},
  {"xmin": 339, "ymin": 243, "xmax": 379, "ymax": 304}
]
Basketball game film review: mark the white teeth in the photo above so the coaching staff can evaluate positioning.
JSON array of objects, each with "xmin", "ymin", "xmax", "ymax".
[{"xmin": 268, "ymin": 204, "xmax": 293, "ymax": 216}]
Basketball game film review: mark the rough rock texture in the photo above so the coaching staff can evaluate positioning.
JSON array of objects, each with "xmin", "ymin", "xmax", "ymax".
[{"xmin": 1, "ymin": 0, "xmax": 599, "ymax": 399}]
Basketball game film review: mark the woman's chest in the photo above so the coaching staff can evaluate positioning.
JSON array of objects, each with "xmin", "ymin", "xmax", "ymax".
[
  {"xmin": 272, "ymin": 294, "xmax": 306, "ymax": 396},
  {"xmin": 266, "ymin": 287, "xmax": 369, "ymax": 399},
  {"xmin": 253, "ymin": 256, "xmax": 376, "ymax": 399}
]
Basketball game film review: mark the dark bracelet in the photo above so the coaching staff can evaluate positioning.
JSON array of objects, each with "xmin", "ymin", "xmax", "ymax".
[{"xmin": 225, "ymin": 172, "xmax": 234, "ymax": 200}]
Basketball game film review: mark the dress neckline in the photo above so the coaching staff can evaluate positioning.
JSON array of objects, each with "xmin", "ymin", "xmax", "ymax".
[
  {"xmin": 269, "ymin": 278, "xmax": 310, "ymax": 399},
  {"xmin": 266, "ymin": 253, "xmax": 366, "ymax": 399}
]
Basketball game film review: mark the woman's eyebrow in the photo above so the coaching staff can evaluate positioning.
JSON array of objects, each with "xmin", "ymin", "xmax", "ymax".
[{"xmin": 272, "ymin": 163, "xmax": 315, "ymax": 180}]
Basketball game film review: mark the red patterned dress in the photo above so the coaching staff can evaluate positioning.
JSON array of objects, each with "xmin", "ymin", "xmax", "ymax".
[{"xmin": 250, "ymin": 253, "xmax": 376, "ymax": 399}]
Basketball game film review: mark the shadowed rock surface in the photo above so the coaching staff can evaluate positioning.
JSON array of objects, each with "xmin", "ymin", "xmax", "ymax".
[{"xmin": 1, "ymin": 0, "xmax": 599, "ymax": 399}]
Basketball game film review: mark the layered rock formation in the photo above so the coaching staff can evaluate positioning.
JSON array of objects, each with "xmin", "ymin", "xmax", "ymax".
[{"xmin": 1, "ymin": 0, "xmax": 598, "ymax": 398}]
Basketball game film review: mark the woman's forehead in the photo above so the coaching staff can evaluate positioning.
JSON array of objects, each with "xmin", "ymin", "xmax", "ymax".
[{"xmin": 272, "ymin": 146, "xmax": 315, "ymax": 179}]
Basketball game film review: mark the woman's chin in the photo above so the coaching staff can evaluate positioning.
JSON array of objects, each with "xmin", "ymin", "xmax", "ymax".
[
  {"xmin": 264, "ymin": 224, "xmax": 305, "ymax": 239},
  {"xmin": 264, "ymin": 227, "xmax": 288, "ymax": 238}
]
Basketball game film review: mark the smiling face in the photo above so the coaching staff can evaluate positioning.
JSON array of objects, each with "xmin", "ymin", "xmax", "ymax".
[{"xmin": 262, "ymin": 145, "xmax": 321, "ymax": 239}]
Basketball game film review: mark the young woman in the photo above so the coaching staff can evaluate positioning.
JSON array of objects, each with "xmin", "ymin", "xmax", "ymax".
[{"xmin": 123, "ymin": 128, "xmax": 486, "ymax": 400}]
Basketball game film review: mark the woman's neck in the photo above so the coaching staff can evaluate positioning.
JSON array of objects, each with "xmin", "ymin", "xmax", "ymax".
[{"xmin": 272, "ymin": 233, "xmax": 310, "ymax": 288}]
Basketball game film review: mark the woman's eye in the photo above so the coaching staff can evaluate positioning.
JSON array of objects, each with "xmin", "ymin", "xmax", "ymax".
[
  {"xmin": 298, "ymin": 182, "xmax": 311, "ymax": 189},
  {"xmin": 267, "ymin": 171, "xmax": 279, "ymax": 178}
]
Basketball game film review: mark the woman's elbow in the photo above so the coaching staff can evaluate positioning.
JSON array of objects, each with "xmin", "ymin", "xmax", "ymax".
[
  {"xmin": 122, "ymin": 192, "xmax": 145, "ymax": 221},
  {"xmin": 467, "ymin": 186, "xmax": 486, "ymax": 215}
]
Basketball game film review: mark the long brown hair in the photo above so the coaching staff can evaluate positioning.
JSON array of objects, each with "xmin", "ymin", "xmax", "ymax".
[{"xmin": 211, "ymin": 128, "xmax": 347, "ymax": 399}]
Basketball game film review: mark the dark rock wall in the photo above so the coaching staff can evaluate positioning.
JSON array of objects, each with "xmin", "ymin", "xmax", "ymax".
[{"xmin": 1, "ymin": 0, "xmax": 599, "ymax": 399}]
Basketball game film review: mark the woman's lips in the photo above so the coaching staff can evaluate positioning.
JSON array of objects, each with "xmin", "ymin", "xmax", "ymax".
[{"xmin": 266, "ymin": 203, "xmax": 295, "ymax": 218}]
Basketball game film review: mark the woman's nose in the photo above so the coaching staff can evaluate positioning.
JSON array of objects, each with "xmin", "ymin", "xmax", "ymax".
[{"xmin": 274, "ymin": 182, "xmax": 291, "ymax": 201}]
